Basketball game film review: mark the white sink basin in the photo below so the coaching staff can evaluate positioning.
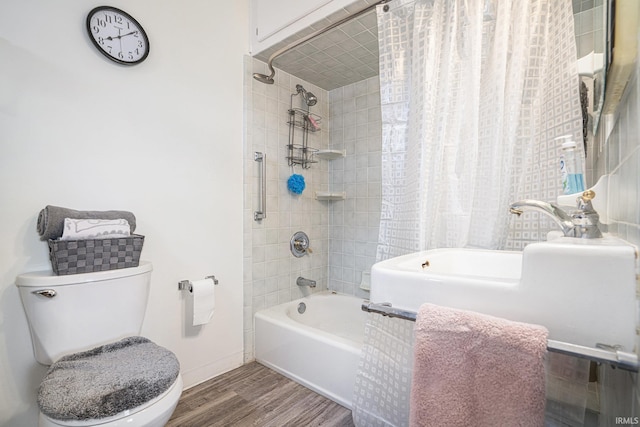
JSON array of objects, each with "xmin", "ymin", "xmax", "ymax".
[{"xmin": 370, "ymin": 236, "xmax": 637, "ymax": 350}]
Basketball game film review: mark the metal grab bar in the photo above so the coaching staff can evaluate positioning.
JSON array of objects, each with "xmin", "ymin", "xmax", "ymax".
[
  {"xmin": 361, "ymin": 301, "xmax": 639, "ymax": 372},
  {"xmin": 254, "ymin": 152, "xmax": 266, "ymax": 221}
]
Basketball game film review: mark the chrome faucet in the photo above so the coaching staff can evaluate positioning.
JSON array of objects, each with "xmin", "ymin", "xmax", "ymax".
[
  {"xmin": 296, "ymin": 277, "xmax": 316, "ymax": 288},
  {"xmin": 509, "ymin": 190, "xmax": 602, "ymax": 238}
]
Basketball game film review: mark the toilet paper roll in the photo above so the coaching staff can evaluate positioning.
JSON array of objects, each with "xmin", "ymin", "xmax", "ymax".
[{"xmin": 191, "ymin": 278, "xmax": 215, "ymax": 326}]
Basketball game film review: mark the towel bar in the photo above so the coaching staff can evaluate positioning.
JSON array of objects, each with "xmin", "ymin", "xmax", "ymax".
[
  {"xmin": 254, "ymin": 152, "xmax": 266, "ymax": 221},
  {"xmin": 361, "ymin": 301, "xmax": 639, "ymax": 372},
  {"xmin": 178, "ymin": 275, "xmax": 219, "ymax": 292}
]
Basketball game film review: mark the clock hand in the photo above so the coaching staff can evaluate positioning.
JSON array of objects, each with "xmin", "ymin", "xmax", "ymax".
[
  {"xmin": 120, "ymin": 30, "xmax": 138, "ymax": 38},
  {"xmin": 105, "ymin": 31, "xmax": 138, "ymax": 41}
]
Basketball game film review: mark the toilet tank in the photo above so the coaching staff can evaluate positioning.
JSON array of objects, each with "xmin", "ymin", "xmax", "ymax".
[{"xmin": 16, "ymin": 262, "xmax": 153, "ymax": 365}]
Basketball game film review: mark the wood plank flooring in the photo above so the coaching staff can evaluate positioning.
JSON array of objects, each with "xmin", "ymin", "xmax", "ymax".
[{"xmin": 167, "ymin": 362, "xmax": 355, "ymax": 427}]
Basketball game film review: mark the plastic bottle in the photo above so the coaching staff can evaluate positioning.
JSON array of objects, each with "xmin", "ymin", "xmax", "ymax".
[{"xmin": 557, "ymin": 135, "xmax": 585, "ymax": 195}]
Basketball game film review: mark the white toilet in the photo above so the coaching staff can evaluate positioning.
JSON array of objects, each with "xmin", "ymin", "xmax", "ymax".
[{"xmin": 16, "ymin": 261, "xmax": 183, "ymax": 427}]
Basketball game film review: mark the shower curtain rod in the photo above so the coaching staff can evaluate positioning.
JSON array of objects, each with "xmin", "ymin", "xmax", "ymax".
[
  {"xmin": 253, "ymin": 0, "xmax": 393, "ymax": 84},
  {"xmin": 361, "ymin": 301, "xmax": 640, "ymax": 372}
]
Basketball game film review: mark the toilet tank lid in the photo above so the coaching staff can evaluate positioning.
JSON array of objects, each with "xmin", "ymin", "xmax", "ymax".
[{"xmin": 15, "ymin": 261, "xmax": 152, "ymax": 287}]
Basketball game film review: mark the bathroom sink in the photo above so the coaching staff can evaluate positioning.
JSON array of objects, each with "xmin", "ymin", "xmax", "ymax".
[{"xmin": 370, "ymin": 236, "xmax": 637, "ymax": 350}]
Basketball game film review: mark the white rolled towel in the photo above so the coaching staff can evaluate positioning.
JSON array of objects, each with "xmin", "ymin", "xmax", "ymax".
[{"xmin": 60, "ymin": 218, "xmax": 131, "ymax": 240}]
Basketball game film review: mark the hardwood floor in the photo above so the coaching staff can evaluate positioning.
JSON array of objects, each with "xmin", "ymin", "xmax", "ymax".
[{"xmin": 167, "ymin": 362, "xmax": 355, "ymax": 427}]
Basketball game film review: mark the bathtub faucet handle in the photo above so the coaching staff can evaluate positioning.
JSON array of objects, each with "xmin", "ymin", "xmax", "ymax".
[
  {"xmin": 291, "ymin": 231, "xmax": 312, "ymax": 257},
  {"xmin": 293, "ymin": 238, "xmax": 310, "ymax": 252}
]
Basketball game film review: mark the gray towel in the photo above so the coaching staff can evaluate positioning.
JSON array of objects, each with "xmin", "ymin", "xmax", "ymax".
[
  {"xmin": 37, "ymin": 205, "xmax": 136, "ymax": 240},
  {"xmin": 38, "ymin": 336, "xmax": 180, "ymax": 421}
]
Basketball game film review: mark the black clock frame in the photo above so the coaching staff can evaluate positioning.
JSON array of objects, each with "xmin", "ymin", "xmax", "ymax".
[{"xmin": 86, "ymin": 6, "xmax": 150, "ymax": 66}]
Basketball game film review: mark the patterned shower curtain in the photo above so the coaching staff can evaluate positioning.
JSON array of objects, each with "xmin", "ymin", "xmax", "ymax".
[
  {"xmin": 354, "ymin": 0, "xmax": 583, "ymax": 425},
  {"xmin": 375, "ymin": 0, "xmax": 583, "ymax": 260}
]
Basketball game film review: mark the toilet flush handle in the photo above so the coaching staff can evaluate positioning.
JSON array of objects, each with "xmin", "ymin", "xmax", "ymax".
[{"xmin": 33, "ymin": 289, "xmax": 56, "ymax": 298}]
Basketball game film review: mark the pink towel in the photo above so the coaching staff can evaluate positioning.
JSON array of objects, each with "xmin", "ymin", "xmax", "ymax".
[{"xmin": 410, "ymin": 304, "xmax": 548, "ymax": 427}]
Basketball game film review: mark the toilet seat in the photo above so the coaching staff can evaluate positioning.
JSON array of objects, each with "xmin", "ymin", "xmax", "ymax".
[
  {"xmin": 39, "ymin": 375, "xmax": 183, "ymax": 427},
  {"xmin": 38, "ymin": 337, "xmax": 181, "ymax": 427}
]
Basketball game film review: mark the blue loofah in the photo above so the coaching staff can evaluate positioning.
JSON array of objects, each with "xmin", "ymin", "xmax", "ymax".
[{"xmin": 287, "ymin": 174, "xmax": 305, "ymax": 194}]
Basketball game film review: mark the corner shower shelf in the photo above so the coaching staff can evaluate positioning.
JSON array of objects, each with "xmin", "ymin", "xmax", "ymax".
[
  {"xmin": 315, "ymin": 149, "xmax": 346, "ymax": 160},
  {"xmin": 315, "ymin": 191, "xmax": 346, "ymax": 201}
]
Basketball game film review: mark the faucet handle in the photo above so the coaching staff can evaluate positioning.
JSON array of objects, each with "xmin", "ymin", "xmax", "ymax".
[
  {"xmin": 581, "ymin": 190, "xmax": 596, "ymax": 202},
  {"xmin": 571, "ymin": 190, "xmax": 603, "ymax": 238},
  {"xmin": 290, "ymin": 231, "xmax": 312, "ymax": 257},
  {"xmin": 576, "ymin": 190, "xmax": 597, "ymax": 213}
]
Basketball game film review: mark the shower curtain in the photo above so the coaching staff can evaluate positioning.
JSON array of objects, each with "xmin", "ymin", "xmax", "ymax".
[
  {"xmin": 375, "ymin": 0, "xmax": 584, "ymax": 260},
  {"xmin": 354, "ymin": 0, "xmax": 583, "ymax": 425}
]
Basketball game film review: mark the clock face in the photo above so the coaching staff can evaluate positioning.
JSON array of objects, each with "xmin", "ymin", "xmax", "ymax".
[{"xmin": 86, "ymin": 6, "xmax": 149, "ymax": 65}]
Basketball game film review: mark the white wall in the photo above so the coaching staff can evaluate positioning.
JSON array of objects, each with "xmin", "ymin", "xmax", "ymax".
[{"xmin": 0, "ymin": 1, "xmax": 248, "ymax": 425}]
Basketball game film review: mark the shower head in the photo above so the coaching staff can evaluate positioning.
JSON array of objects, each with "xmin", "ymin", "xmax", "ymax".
[
  {"xmin": 253, "ymin": 72, "xmax": 274, "ymax": 84},
  {"xmin": 304, "ymin": 91, "xmax": 317, "ymax": 106},
  {"xmin": 253, "ymin": 61, "xmax": 275, "ymax": 84},
  {"xmin": 296, "ymin": 84, "xmax": 318, "ymax": 107}
]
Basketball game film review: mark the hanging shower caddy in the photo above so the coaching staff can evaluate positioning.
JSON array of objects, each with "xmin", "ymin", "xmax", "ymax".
[
  {"xmin": 286, "ymin": 86, "xmax": 322, "ymax": 169},
  {"xmin": 286, "ymin": 84, "xmax": 346, "ymax": 200}
]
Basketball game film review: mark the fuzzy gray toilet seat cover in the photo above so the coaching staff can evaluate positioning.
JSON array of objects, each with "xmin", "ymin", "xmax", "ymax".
[{"xmin": 38, "ymin": 336, "xmax": 180, "ymax": 421}]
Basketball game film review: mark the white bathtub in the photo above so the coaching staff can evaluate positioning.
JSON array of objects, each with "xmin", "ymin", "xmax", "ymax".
[{"xmin": 254, "ymin": 291, "xmax": 367, "ymax": 409}]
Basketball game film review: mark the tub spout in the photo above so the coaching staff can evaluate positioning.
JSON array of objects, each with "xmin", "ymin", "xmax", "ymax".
[{"xmin": 296, "ymin": 277, "xmax": 316, "ymax": 288}]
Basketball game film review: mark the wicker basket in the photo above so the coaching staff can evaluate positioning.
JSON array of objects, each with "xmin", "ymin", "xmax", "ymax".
[{"xmin": 48, "ymin": 235, "xmax": 144, "ymax": 275}]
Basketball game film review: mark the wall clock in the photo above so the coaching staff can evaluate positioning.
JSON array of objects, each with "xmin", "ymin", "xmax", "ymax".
[{"xmin": 86, "ymin": 6, "xmax": 150, "ymax": 65}]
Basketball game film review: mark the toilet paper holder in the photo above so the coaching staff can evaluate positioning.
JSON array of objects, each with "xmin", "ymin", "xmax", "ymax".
[{"xmin": 178, "ymin": 275, "xmax": 219, "ymax": 292}]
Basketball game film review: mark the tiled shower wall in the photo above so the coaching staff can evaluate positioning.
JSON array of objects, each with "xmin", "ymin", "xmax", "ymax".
[
  {"xmin": 243, "ymin": 57, "xmax": 330, "ymax": 362},
  {"xmin": 243, "ymin": 57, "xmax": 383, "ymax": 360},
  {"xmin": 572, "ymin": 0, "xmax": 604, "ymax": 58},
  {"xmin": 327, "ymin": 76, "xmax": 382, "ymax": 298},
  {"xmin": 587, "ymin": 45, "xmax": 640, "ymax": 420},
  {"xmin": 590, "ymin": 72, "xmax": 640, "ymax": 249}
]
